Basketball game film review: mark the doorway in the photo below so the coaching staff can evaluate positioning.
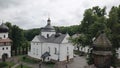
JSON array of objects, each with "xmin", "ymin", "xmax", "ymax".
[{"xmin": 2, "ymin": 53, "xmax": 8, "ymax": 62}]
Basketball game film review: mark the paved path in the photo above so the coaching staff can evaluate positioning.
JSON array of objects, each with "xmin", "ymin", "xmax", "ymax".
[
  {"xmin": 54, "ymin": 55, "xmax": 87, "ymax": 68},
  {"xmin": 68, "ymin": 56, "xmax": 87, "ymax": 68},
  {"xmin": 10, "ymin": 55, "xmax": 87, "ymax": 68}
]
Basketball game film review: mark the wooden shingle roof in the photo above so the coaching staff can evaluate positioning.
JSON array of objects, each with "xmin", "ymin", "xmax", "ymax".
[
  {"xmin": 93, "ymin": 33, "xmax": 112, "ymax": 48},
  {"xmin": 0, "ymin": 38, "xmax": 12, "ymax": 43}
]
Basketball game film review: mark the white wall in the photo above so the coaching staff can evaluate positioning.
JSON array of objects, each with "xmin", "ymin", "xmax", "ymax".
[
  {"xmin": 117, "ymin": 48, "xmax": 120, "ymax": 59},
  {"xmin": 28, "ymin": 34, "xmax": 74, "ymax": 62},
  {"xmin": 0, "ymin": 46, "xmax": 11, "ymax": 58},
  {"xmin": 41, "ymin": 32, "xmax": 55, "ymax": 38},
  {"xmin": 0, "ymin": 33, "xmax": 8, "ymax": 39},
  {"xmin": 79, "ymin": 46, "xmax": 89, "ymax": 53},
  {"xmin": 60, "ymin": 43, "xmax": 74, "ymax": 61},
  {"xmin": 28, "ymin": 42, "xmax": 42, "ymax": 59},
  {"xmin": 61, "ymin": 34, "xmax": 69, "ymax": 43}
]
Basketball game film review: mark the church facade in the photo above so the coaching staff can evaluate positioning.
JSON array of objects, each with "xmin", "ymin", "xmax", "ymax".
[
  {"xmin": 28, "ymin": 18, "xmax": 74, "ymax": 62},
  {"xmin": 0, "ymin": 23, "xmax": 12, "ymax": 60}
]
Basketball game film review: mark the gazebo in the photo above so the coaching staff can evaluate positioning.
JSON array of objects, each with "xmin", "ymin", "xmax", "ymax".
[{"xmin": 92, "ymin": 33, "xmax": 112, "ymax": 68}]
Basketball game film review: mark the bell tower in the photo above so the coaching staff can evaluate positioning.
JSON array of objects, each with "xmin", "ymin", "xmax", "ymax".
[{"xmin": 92, "ymin": 32, "xmax": 112, "ymax": 68}]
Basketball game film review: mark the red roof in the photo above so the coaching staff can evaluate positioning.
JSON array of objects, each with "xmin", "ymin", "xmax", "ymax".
[{"xmin": 0, "ymin": 38, "xmax": 12, "ymax": 43}]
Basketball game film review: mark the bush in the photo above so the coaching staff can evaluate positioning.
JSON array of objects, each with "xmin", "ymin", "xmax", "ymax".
[
  {"xmin": 22, "ymin": 56, "xmax": 40, "ymax": 63},
  {"xmin": 0, "ymin": 62, "xmax": 8, "ymax": 67},
  {"xmin": 43, "ymin": 61, "xmax": 55, "ymax": 64}
]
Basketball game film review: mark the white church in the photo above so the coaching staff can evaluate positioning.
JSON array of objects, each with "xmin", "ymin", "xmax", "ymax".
[
  {"xmin": 28, "ymin": 18, "xmax": 74, "ymax": 62},
  {"xmin": 0, "ymin": 23, "xmax": 12, "ymax": 60}
]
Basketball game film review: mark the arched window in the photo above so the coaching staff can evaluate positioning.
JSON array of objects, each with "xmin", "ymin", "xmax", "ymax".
[
  {"xmin": 67, "ymin": 47, "xmax": 69, "ymax": 54},
  {"xmin": 47, "ymin": 34, "xmax": 49, "ymax": 38},
  {"xmin": 54, "ymin": 48, "xmax": 57, "ymax": 54},
  {"xmin": 2, "ymin": 48, "xmax": 4, "ymax": 50},
  {"xmin": 36, "ymin": 49, "xmax": 38, "ymax": 55},
  {"xmin": 4, "ymin": 35, "xmax": 5, "ymax": 38},
  {"xmin": 48, "ymin": 47, "xmax": 50, "ymax": 53},
  {"xmin": 6, "ymin": 47, "xmax": 8, "ymax": 50}
]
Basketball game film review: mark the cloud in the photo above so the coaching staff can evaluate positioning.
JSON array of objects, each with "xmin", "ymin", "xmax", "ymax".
[{"xmin": 0, "ymin": 0, "xmax": 120, "ymax": 29}]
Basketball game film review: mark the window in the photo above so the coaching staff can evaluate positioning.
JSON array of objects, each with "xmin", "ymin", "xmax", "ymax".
[
  {"xmin": 6, "ymin": 47, "xmax": 8, "ymax": 50},
  {"xmin": 36, "ymin": 49, "xmax": 38, "ymax": 55},
  {"xmin": 4, "ymin": 35, "xmax": 5, "ymax": 38},
  {"xmin": 47, "ymin": 34, "xmax": 49, "ymax": 38},
  {"xmin": 33, "ymin": 48, "xmax": 35, "ymax": 55},
  {"xmin": 67, "ymin": 47, "xmax": 69, "ymax": 51},
  {"xmin": 54, "ymin": 48, "xmax": 57, "ymax": 54},
  {"xmin": 48, "ymin": 47, "xmax": 50, "ymax": 53},
  {"xmin": 67, "ymin": 47, "xmax": 69, "ymax": 54},
  {"xmin": 2, "ymin": 48, "xmax": 4, "ymax": 50}
]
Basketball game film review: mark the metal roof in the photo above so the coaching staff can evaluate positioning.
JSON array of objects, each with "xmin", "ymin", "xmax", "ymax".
[
  {"xmin": 34, "ymin": 34, "xmax": 67, "ymax": 44},
  {"xmin": 0, "ymin": 23, "xmax": 9, "ymax": 33},
  {"xmin": 41, "ymin": 18, "xmax": 55, "ymax": 32}
]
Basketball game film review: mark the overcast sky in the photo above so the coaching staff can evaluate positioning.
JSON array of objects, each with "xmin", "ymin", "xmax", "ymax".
[{"xmin": 0, "ymin": 0, "xmax": 120, "ymax": 29}]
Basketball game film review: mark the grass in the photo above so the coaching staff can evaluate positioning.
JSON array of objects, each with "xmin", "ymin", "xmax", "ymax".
[
  {"xmin": 116, "ymin": 59, "xmax": 120, "ymax": 67},
  {"xmin": 47, "ymin": 64, "xmax": 54, "ymax": 68},
  {"xmin": 21, "ymin": 55, "xmax": 40, "ymax": 64},
  {"xmin": 43, "ymin": 61, "xmax": 55, "ymax": 68},
  {"xmin": 0, "ymin": 62, "xmax": 15, "ymax": 68},
  {"xmin": 16, "ymin": 64, "xmax": 32, "ymax": 68}
]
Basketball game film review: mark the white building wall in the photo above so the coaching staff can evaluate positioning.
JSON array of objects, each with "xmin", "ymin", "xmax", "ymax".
[
  {"xmin": 60, "ymin": 43, "xmax": 74, "ymax": 61},
  {"xmin": 28, "ymin": 42, "xmax": 60, "ymax": 61},
  {"xmin": 0, "ymin": 46, "xmax": 11, "ymax": 58},
  {"xmin": 47, "ymin": 43, "xmax": 59, "ymax": 61},
  {"xmin": 117, "ymin": 48, "xmax": 120, "ymax": 59},
  {"xmin": 28, "ymin": 42, "xmax": 42, "ymax": 59},
  {"xmin": 0, "ymin": 33, "xmax": 8, "ymax": 39},
  {"xmin": 41, "ymin": 32, "xmax": 55, "ymax": 38},
  {"xmin": 79, "ymin": 46, "xmax": 89, "ymax": 53},
  {"xmin": 28, "ymin": 34, "xmax": 74, "ymax": 62}
]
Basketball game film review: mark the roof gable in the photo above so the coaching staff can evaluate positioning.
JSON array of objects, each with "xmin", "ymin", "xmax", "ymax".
[
  {"xmin": 61, "ymin": 34, "xmax": 70, "ymax": 43},
  {"xmin": 93, "ymin": 33, "xmax": 112, "ymax": 47},
  {"xmin": 32, "ymin": 35, "xmax": 41, "ymax": 42}
]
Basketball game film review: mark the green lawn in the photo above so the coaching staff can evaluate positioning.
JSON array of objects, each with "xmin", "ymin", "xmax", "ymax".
[
  {"xmin": 16, "ymin": 64, "xmax": 32, "ymax": 68},
  {"xmin": 116, "ymin": 59, "xmax": 120, "ymax": 67},
  {"xmin": 0, "ymin": 62, "xmax": 15, "ymax": 68},
  {"xmin": 43, "ymin": 62, "xmax": 55, "ymax": 68},
  {"xmin": 47, "ymin": 64, "xmax": 54, "ymax": 68},
  {"xmin": 21, "ymin": 55, "xmax": 40, "ymax": 64}
]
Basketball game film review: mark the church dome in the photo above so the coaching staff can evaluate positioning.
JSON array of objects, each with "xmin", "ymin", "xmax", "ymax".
[
  {"xmin": 0, "ymin": 23, "xmax": 9, "ymax": 33},
  {"xmin": 41, "ymin": 18, "xmax": 55, "ymax": 32}
]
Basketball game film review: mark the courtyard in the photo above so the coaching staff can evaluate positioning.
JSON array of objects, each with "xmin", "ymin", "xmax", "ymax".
[{"xmin": 0, "ymin": 55, "xmax": 87, "ymax": 68}]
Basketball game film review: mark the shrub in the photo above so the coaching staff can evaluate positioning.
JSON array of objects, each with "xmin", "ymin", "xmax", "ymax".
[
  {"xmin": 0, "ymin": 62, "xmax": 8, "ymax": 67},
  {"xmin": 22, "ymin": 56, "xmax": 40, "ymax": 63}
]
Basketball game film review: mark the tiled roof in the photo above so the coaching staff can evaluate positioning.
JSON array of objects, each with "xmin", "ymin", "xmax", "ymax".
[
  {"xmin": 93, "ymin": 33, "xmax": 112, "ymax": 47},
  {"xmin": 0, "ymin": 38, "xmax": 12, "ymax": 43}
]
